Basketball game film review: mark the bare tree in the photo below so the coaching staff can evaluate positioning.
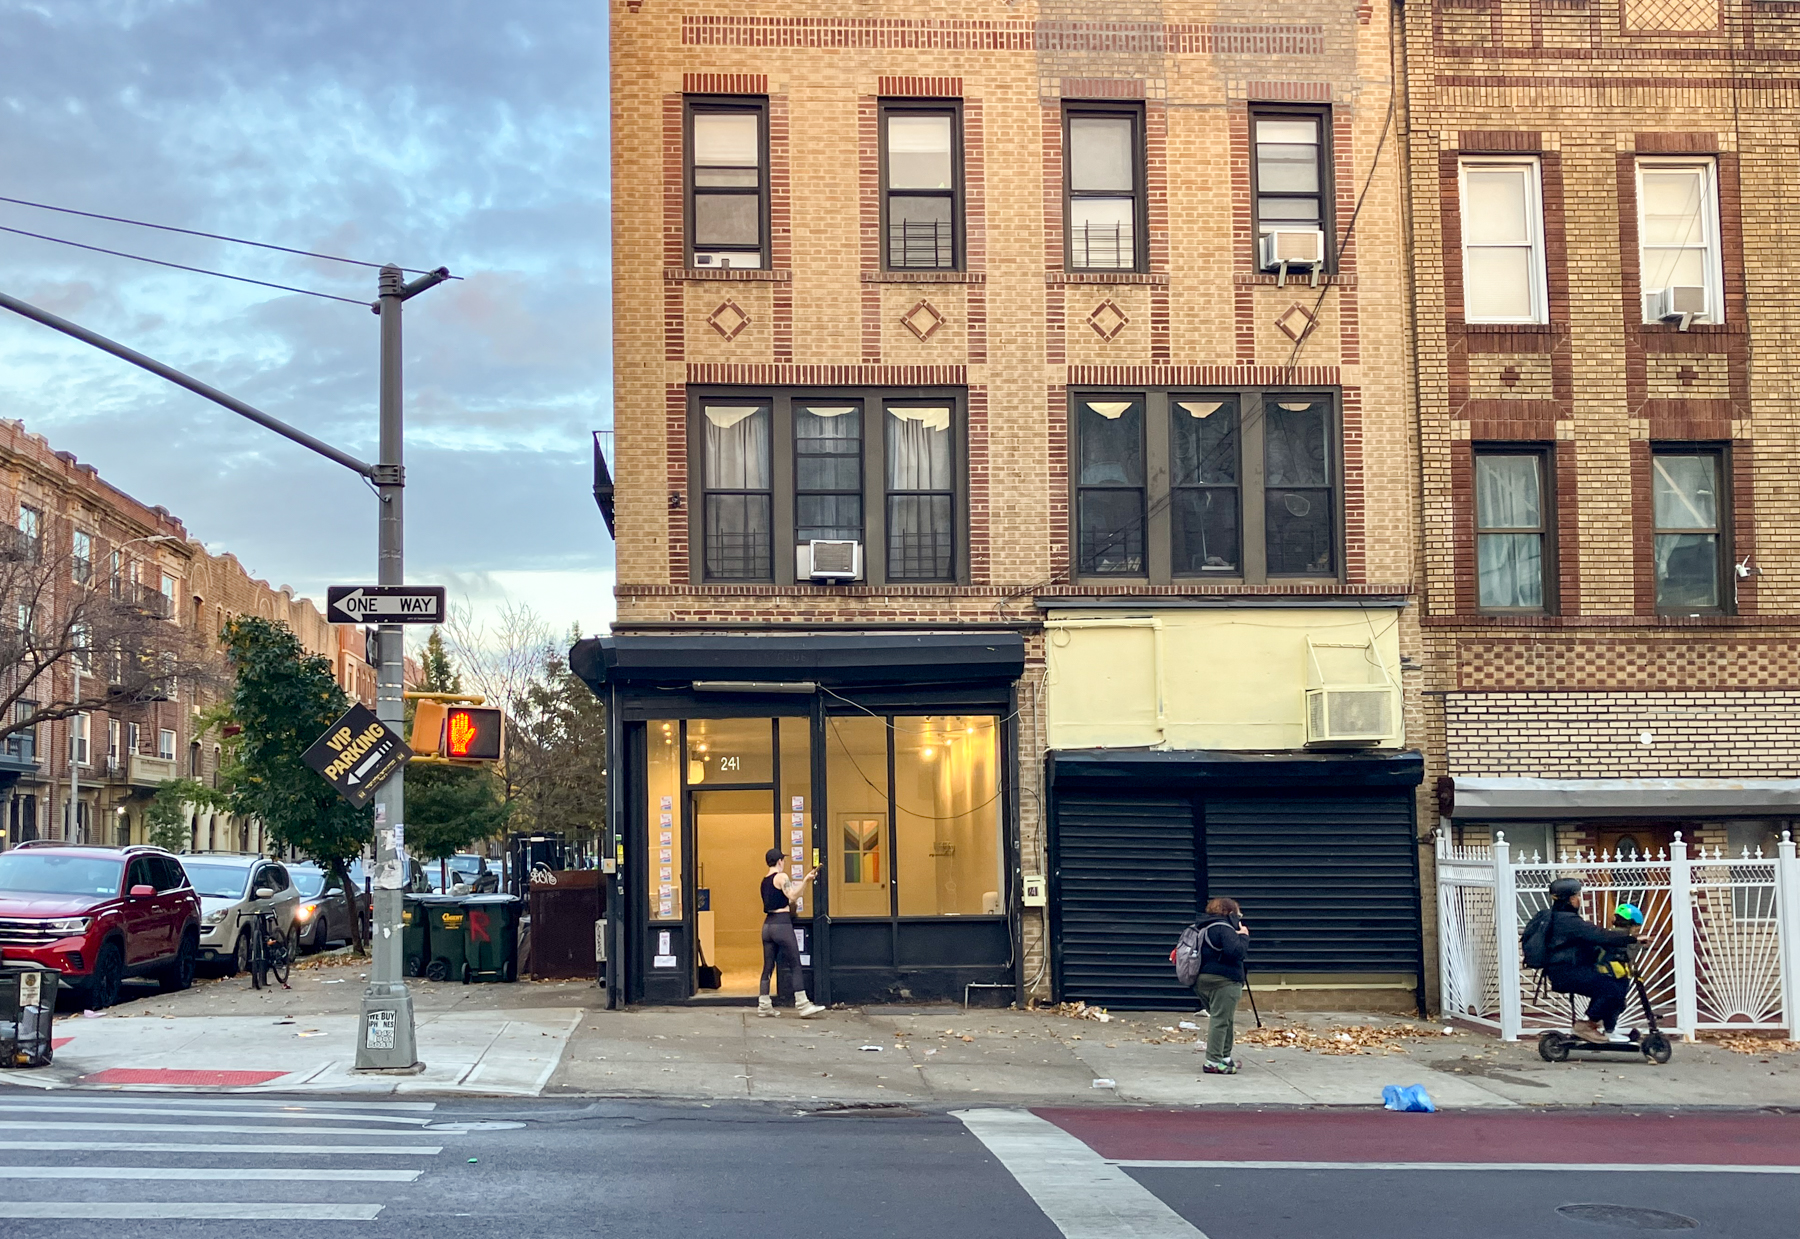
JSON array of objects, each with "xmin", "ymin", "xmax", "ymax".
[
  {"xmin": 0, "ymin": 531, "xmax": 224, "ymax": 737},
  {"xmin": 440, "ymin": 599, "xmax": 552, "ymax": 716}
]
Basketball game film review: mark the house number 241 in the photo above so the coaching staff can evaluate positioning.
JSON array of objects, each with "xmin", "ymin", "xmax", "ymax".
[{"xmin": 719, "ymin": 756, "xmax": 740, "ymax": 772}]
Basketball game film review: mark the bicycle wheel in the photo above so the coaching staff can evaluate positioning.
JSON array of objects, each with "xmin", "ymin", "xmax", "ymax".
[
  {"xmin": 249, "ymin": 929, "xmax": 266, "ymax": 990},
  {"xmin": 270, "ymin": 927, "xmax": 295, "ymax": 987}
]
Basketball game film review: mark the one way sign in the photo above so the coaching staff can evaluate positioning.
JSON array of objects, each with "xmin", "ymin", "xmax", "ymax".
[
  {"xmin": 302, "ymin": 702, "xmax": 412, "ymax": 809},
  {"xmin": 327, "ymin": 584, "xmax": 446, "ymax": 625}
]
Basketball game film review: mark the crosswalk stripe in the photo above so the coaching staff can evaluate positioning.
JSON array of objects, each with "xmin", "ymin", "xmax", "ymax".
[
  {"xmin": 1112, "ymin": 1159, "xmax": 1800, "ymax": 1174},
  {"xmin": 0, "ymin": 1142, "xmax": 441, "ymax": 1155},
  {"xmin": 10, "ymin": 1121, "xmax": 456, "ymax": 1137},
  {"xmin": 0, "ymin": 1166, "xmax": 421, "ymax": 1181},
  {"xmin": 0, "ymin": 1102, "xmax": 435, "ymax": 1125},
  {"xmin": 0, "ymin": 1203, "xmax": 386, "ymax": 1220},
  {"xmin": 15, "ymin": 1098, "xmax": 438, "ymax": 1112}
]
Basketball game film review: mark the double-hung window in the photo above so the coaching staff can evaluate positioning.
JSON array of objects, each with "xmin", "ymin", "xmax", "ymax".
[
  {"xmin": 71, "ymin": 530, "xmax": 92, "ymax": 586},
  {"xmin": 695, "ymin": 390, "xmax": 964, "ymax": 585},
  {"xmin": 16, "ymin": 505, "xmax": 40, "ymax": 561},
  {"xmin": 1253, "ymin": 109, "xmax": 1330, "ymax": 267},
  {"xmin": 687, "ymin": 99, "xmax": 766, "ymax": 269},
  {"xmin": 1065, "ymin": 105, "xmax": 1142, "ymax": 271},
  {"xmin": 1651, "ymin": 446, "xmax": 1728, "ymax": 612},
  {"xmin": 1070, "ymin": 390, "xmax": 1338, "ymax": 584},
  {"xmin": 159, "ymin": 728, "xmax": 176, "ymax": 761},
  {"xmin": 1474, "ymin": 447, "xmax": 1554, "ymax": 612},
  {"xmin": 1460, "ymin": 158, "xmax": 1547, "ymax": 323},
  {"xmin": 882, "ymin": 103, "xmax": 959, "ymax": 270},
  {"xmin": 1637, "ymin": 159, "xmax": 1722, "ymax": 324}
]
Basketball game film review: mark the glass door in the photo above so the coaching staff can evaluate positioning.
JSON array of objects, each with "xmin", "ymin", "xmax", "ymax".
[{"xmin": 692, "ymin": 788, "xmax": 776, "ymax": 995}]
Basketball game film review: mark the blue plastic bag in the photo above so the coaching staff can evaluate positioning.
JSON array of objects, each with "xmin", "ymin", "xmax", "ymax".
[{"xmin": 1381, "ymin": 1083, "xmax": 1436, "ymax": 1112}]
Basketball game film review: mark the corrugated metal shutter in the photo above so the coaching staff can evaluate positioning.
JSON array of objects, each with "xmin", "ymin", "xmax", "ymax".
[
  {"xmin": 1053, "ymin": 792, "xmax": 1199, "ymax": 1009},
  {"xmin": 1203, "ymin": 792, "xmax": 1419, "ymax": 973}
]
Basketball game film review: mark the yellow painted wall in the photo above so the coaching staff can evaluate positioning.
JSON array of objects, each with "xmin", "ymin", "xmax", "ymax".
[{"xmin": 1044, "ymin": 608, "xmax": 1404, "ymax": 751}]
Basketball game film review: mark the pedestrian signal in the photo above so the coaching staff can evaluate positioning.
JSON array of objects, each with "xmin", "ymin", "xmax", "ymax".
[{"xmin": 444, "ymin": 706, "xmax": 503, "ymax": 760}]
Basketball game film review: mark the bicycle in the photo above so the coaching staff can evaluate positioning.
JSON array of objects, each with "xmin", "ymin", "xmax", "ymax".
[{"xmin": 246, "ymin": 906, "xmax": 294, "ymax": 991}]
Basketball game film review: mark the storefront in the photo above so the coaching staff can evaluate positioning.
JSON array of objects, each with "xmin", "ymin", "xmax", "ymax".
[{"xmin": 571, "ymin": 632, "xmax": 1025, "ymax": 1007}]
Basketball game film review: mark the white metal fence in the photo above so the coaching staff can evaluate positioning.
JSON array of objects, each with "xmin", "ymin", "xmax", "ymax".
[{"xmin": 1436, "ymin": 830, "xmax": 1800, "ymax": 1039}]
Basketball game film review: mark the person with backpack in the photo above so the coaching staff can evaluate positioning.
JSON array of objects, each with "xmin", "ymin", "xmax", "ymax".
[
  {"xmin": 1521, "ymin": 877, "xmax": 1637, "ymax": 1044},
  {"xmin": 1183, "ymin": 897, "xmax": 1250, "ymax": 1075}
]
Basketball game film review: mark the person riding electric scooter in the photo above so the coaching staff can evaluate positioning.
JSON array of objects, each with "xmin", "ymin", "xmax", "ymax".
[{"xmin": 1541, "ymin": 876, "xmax": 1637, "ymax": 1044}]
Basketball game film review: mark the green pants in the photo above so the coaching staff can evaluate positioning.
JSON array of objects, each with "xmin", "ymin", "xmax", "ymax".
[{"xmin": 1194, "ymin": 974, "xmax": 1244, "ymax": 1063}]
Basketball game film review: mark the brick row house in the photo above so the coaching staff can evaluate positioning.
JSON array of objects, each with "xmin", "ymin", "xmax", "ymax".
[
  {"xmin": 585, "ymin": 1, "xmax": 1427, "ymax": 1009},
  {"xmin": 0, "ymin": 420, "xmax": 374, "ymax": 857}
]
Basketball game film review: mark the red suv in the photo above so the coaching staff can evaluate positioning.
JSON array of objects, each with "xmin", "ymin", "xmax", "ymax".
[{"xmin": 0, "ymin": 843, "xmax": 202, "ymax": 1008}]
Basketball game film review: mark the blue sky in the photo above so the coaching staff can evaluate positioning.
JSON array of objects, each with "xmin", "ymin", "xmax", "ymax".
[{"xmin": 0, "ymin": 1, "xmax": 613, "ymax": 643}]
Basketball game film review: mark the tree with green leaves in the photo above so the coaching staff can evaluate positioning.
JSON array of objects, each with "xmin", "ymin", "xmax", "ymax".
[
  {"xmin": 404, "ymin": 628, "xmax": 510, "ymax": 884},
  {"xmin": 224, "ymin": 616, "xmax": 370, "ymax": 951},
  {"xmin": 503, "ymin": 637, "xmax": 607, "ymax": 856}
]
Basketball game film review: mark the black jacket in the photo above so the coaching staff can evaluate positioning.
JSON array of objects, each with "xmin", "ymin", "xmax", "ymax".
[
  {"xmin": 1545, "ymin": 907, "xmax": 1633, "ymax": 970},
  {"xmin": 1193, "ymin": 913, "xmax": 1248, "ymax": 982}
]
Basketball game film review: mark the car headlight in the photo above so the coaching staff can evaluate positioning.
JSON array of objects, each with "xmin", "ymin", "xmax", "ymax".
[
  {"xmin": 39, "ymin": 917, "xmax": 91, "ymax": 935},
  {"xmin": 203, "ymin": 909, "xmax": 230, "ymax": 926},
  {"xmin": 295, "ymin": 903, "xmax": 317, "ymax": 923}
]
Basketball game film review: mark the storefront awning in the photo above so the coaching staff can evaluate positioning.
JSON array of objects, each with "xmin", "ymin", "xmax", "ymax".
[
  {"xmin": 1049, "ymin": 747, "xmax": 1424, "ymax": 789},
  {"xmin": 1444, "ymin": 777, "xmax": 1800, "ymax": 820},
  {"xmin": 570, "ymin": 632, "xmax": 1026, "ymax": 693}
]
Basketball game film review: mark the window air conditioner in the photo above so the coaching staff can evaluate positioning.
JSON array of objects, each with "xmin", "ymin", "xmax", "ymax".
[
  {"xmin": 692, "ymin": 252, "xmax": 732, "ymax": 269},
  {"xmin": 1305, "ymin": 685, "xmax": 1399, "ymax": 746},
  {"xmin": 797, "ymin": 540, "xmax": 862, "ymax": 582},
  {"xmin": 1259, "ymin": 229, "xmax": 1326, "ymax": 271},
  {"xmin": 1650, "ymin": 285, "xmax": 1708, "ymax": 323}
]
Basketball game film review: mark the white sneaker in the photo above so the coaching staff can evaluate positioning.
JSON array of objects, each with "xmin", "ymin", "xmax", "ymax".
[
  {"xmin": 793, "ymin": 990, "xmax": 825, "ymax": 1018},
  {"xmin": 756, "ymin": 996, "xmax": 776, "ymax": 1018}
]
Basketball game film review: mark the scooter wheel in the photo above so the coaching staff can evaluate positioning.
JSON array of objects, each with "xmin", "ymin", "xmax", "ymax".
[
  {"xmin": 1538, "ymin": 1031, "xmax": 1570, "ymax": 1062},
  {"xmin": 1642, "ymin": 1032, "xmax": 1672, "ymax": 1065}
]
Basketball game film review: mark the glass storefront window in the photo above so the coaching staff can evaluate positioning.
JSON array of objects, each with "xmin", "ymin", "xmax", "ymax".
[
  {"xmin": 894, "ymin": 716, "xmax": 1003, "ymax": 916},
  {"xmin": 686, "ymin": 717, "xmax": 773, "ymax": 784},
  {"xmin": 647, "ymin": 721, "xmax": 682, "ymax": 920},
  {"xmin": 826, "ymin": 715, "xmax": 892, "ymax": 918},
  {"xmin": 779, "ymin": 717, "xmax": 812, "ymax": 914}
]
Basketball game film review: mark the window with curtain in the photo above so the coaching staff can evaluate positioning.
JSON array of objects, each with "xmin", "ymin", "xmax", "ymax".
[
  {"xmin": 1171, "ymin": 398, "xmax": 1240, "ymax": 575},
  {"xmin": 885, "ymin": 405, "xmax": 955, "ymax": 581},
  {"xmin": 1066, "ymin": 108, "xmax": 1140, "ymax": 271},
  {"xmin": 1475, "ymin": 449, "xmax": 1551, "ymax": 612},
  {"xmin": 795, "ymin": 404, "xmax": 863, "ymax": 545},
  {"xmin": 884, "ymin": 106, "xmax": 958, "ymax": 269},
  {"xmin": 1253, "ymin": 111, "xmax": 1329, "ymax": 263},
  {"xmin": 1460, "ymin": 158, "xmax": 1547, "ymax": 324},
  {"xmin": 1652, "ymin": 448, "xmax": 1726, "ymax": 612},
  {"xmin": 1076, "ymin": 398, "xmax": 1146, "ymax": 576},
  {"xmin": 1263, "ymin": 398, "xmax": 1335, "ymax": 576},
  {"xmin": 1636, "ymin": 159, "xmax": 1721, "ymax": 324},
  {"xmin": 688, "ymin": 102, "xmax": 766, "ymax": 269},
  {"xmin": 702, "ymin": 403, "xmax": 773, "ymax": 580}
]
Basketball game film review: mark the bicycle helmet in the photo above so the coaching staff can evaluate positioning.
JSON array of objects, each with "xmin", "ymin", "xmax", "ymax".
[
  {"xmin": 1547, "ymin": 877, "xmax": 1583, "ymax": 900},
  {"xmin": 1614, "ymin": 902, "xmax": 1645, "ymax": 925}
]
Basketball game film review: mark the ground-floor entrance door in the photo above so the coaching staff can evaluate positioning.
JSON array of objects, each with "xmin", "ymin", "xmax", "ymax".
[{"xmin": 693, "ymin": 787, "xmax": 779, "ymax": 997}]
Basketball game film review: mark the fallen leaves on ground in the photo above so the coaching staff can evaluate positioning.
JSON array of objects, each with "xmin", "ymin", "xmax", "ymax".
[
  {"xmin": 1237, "ymin": 1023, "xmax": 1442, "ymax": 1055},
  {"xmin": 291, "ymin": 949, "xmax": 367, "ymax": 972},
  {"xmin": 1029, "ymin": 1000, "xmax": 1113, "ymax": 1023},
  {"xmin": 1701, "ymin": 1031, "xmax": 1800, "ymax": 1055}
]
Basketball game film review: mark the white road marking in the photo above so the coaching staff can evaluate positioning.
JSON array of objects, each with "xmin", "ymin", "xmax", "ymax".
[
  {"xmin": 0, "ymin": 1166, "xmax": 421, "ymax": 1181},
  {"xmin": 0, "ymin": 1102, "xmax": 435, "ymax": 1125},
  {"xmin": 0, "ymin": 1141, "xmax": 441, "ymax": 1155},
  {"xmin": 40, "ymin": 1098, "xmax": 437, "ymax": 1112},
  {"xmin": 0, "ymin": 1203, "xmax": 385, "ymax": 1220},
  {"xmin": 6, "ymin": 1121, "xmax": 456, "ymax": 1137},
  {"xmin": 1115, "ymin": 1160, "xmax": 1800, "ymax": 1175},
  {"xmin": 956, "ymin": 1109, "xmax": 1208, "ymax": 1239}
]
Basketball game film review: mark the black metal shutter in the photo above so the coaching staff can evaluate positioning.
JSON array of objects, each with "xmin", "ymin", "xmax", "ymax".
[
  {"xmin": 1203, "ymin": 792, "xmax": 1419, "ymax": 972},
  {"xmin": 1053, "ymin": 791, "xmax": 1198, "ymax": 1009}
]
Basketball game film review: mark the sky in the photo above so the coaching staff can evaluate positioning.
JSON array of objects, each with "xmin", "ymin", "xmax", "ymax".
[{"xmin": 0, "ymin": 1, "xmax": 614, "ymax": 649}]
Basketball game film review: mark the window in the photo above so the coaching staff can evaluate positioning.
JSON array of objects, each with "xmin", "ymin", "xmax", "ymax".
[
  {"xmin": 882, "ymin": 104, "xmax": 959, "ymax": 269},
  {"xmin": 1652, "ymin": 447, "xmax": 1727, "ymax": 612},
  {"xmin": 159, "ymin": 728, "xmax": 176, "ymax": 760},
  {"xmin": 16, "ymin": 505, "xmax": 40, "ymax": 561},
  {"xmin": 71, "ymin": 714, "xmax": 89, "ymax": 766},
  {"xmin": 152, "ymin": 856, "xmax": 189, "ymax": 892},
  {"xmin": 161, "ymin": 573, "xmax": 177, "ymax": 616},
  {"xmin": 128, "ymin": 721, "xmax": 140, "ymax": 755},
  {"xmin": 687, "ymin": 99, "xmax": 766, "ymax": 269},
  {"xmin": 1065, "ymin": 105, "xmax": 1142, "ymax": 271},
  {"xmin": 1071, "ymin": 390, "xmax": 1338, "ymax": 583},
  {"xmin": 70, "ymin": 623, "xmax": 92, "ymax": 672},
  {"xmin": 694, "ymin": 389, "xmax": 965, "ymax": 585},
  {"xmin": 1474, "ymin": 448, "xmax": 1554, "ymax": 612},
  {"xmin": 1636, "ymin": 159, "xmax": 1722, "ymax": 324},
  {"xmin": 841, "ymin": 819, "xmax": 882, "ymax": 885},
  {"xmin": 1460, "ymin": 158, "xmax": 1547, "ymax": 323},
  {"xmin": 107, "ymin": 718, "xmax": 120, "ymax": 767},
  {"xmin": 71, "ymin": 531, "xmax": 92, "ymax": 585},
  {"xmin": 109, "ymin": 550, "xmax": 122, "ymax": 599},
  {"xmin": 1253, "ymin": 110, "xmax": 1330, "ymax": 266},
  {"xmin": 6, "ymin": 701, "xmax": 36, "ymax": 762}
]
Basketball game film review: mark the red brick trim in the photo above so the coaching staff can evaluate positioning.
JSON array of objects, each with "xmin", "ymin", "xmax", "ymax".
[
  {"xmin": 1333, "ymin": 111, "xmax": 1359, "ymax": 366},
  {"xmin": 1451, "ymin": 444, "xmax": 1476, "ymax": 614},
  {"xmin": 965, "ymin": 98, "xmax": 988, "ymax": 366},
  {"xmin": 1555, "ymin": 442, "xmax": 1582, "ymax": 614},
  {"xmin": 769, "ymin": 95, "xmax": 792, "ymax": 363},
  {"xmin": 683, "ymin": 73, "xmax": 768, "ymax": 95},
  {"xmin": 1635, "ymin": 131, "xmax": 1718, "ymax": 153},
  {"xmin": 1342, "ymin": 386, "xmax": 1365, "ymax": 583},
  {"xmin": 1427, "ymin": 613, "xmax": 1800, "ymax": 630},
  {"xmin": 666, "ymin": 385, "xmax": 689, "ymax": 584},
  {"xmin": 1631, "ymin": 439, "xmax": 1655, "ymax": 614},
  {"xmin": 1042, "ymin": 105, "xmax": 1066, "ymax": 366},
  {"xmin": 863, "ymin": 271, "xmax": 984, "ymax": 284},
  {"xmin": 1068, "ymin": 365, "xmax": 1341, "ymax": 386},
  {"xmin": 665, "ymin": 267, "xmax": 792, "ymax": 282},
  {"xmin": 1245, "ymin": 81, "xmax": 1332, "ymax": 101},
  {"xmin": 1048, "ymin": 271, "xmax": 1171, "ymax": 286},
  {"xmin": 686, "ymin": 364, "xmax": 967, "ymax": 386},
  {"xmin": 1457, "ymin": 130, "xmax": 1541, "ymax": 151},
  {"xmin": 1230, "ymin": 107, "xmax": 1255, "ymax": 362},
  {"xmin": 1061, "ymin": 78, "xmax": 1146, "ymax": 99},
  {"xmin": 663, "ymin": 96, "xmax": 686, "ymax": 364},
  {"xmin": 878, "ymin": 76, "xmax": 962, "ymax": 97},
  {"xmin": 968, "ymin": 386, "xmax": 990, "ymax": 584},
  {"xmin": 680, "ymin": 17, "xmax": 1324, "ymax": 55},
  {"xmin": 1047, "ymin": 384, "xmax": 1070, "ymax": 580},
  {"xmin": 623, "ymin": 582, "xmax": 1414, "ymax": 600},
  {"xmin": 1463, "ymin": 403, "xmax": 1561, "ymax": 439},
  {"xmin": 1732, "ymin": 439, "xmax": 1757, "ymax": 614},
  {"xmin": 858, "ymin": 95, "xmax": 882, "ymax": 363}
]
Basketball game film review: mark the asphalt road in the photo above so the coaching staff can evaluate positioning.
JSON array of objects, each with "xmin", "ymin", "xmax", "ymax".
[{"xmin": 0, "ymin": 1092, "xmax": 1793, "ymax": 1238}]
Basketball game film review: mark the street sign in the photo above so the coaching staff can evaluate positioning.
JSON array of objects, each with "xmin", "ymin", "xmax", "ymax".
[
  {"xmin": 326, "ymin": 584, "xmax": 447, "ymax": 625},
  {"xmin": 303, "ymin": 702, "xmax": 413, "ymax": 809}
]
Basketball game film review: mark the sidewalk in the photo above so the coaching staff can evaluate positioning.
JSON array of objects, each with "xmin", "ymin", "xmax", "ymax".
[{"xmin": 8, "ymin": 951, "xmax": 1799, "ymax": 1105}]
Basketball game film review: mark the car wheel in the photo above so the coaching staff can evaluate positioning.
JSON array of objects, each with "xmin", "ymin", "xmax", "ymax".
[
  {"xmin": 82, "ymin": 941, "xmax": 125, "ymax": 1010},
  {"xmin": 313, "ymin": 914, "xmax": 330, "ymax": 951},
  {"xmin": 157, "ymin": 929, "xmax": 198, "ymax": 992}
]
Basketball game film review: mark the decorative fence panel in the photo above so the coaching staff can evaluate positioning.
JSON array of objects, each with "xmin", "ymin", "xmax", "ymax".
[{"xmin": 1436, "ymin": 831, "xmax": 1800, "ymax": 1040}]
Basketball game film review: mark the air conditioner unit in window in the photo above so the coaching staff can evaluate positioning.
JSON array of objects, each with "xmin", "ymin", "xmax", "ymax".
[
  {"xmin": 797, "ymin": 540, "xmax": 862, "ymax": 582},
  {"xmin": 1305, "ymin": 685, "xmax": 1400, "ymax": 746},
  {"xmin": 692, "ymin": 251, "xmax": 762, "ymax": 270},
  {"xmin": 1259, "ymin": 228, "xmax": 1326, "ymax": 272},
  {"xmin": 1650, "ymin": 285, "xmax": 1708, "ymax": 323},
  {"xmin": 692, "ymin": 252, "xmax": 732, "ymax": 269}
]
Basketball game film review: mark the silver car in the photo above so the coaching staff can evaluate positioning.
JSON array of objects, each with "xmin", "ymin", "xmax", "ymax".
[
  {"xmin": 290, "ymin": 862, "xmax": 369, "ymax": 952},
  {"xmin": 178, "ymin": 854, "xmax": 301, "ymax": 974}
]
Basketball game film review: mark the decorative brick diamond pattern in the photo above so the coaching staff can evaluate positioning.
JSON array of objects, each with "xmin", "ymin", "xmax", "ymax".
[
  {"xmin": 900, "ymin": 299, "xmax": 947, "ymax": 342},
  {"xmin": 706, "ymin": 300, "xmax": 750, "ymax": 342},
  {"xmin": 1622, "ymin": 0, "xmax": 1718, "ymax": 30},
  {"xmin": 1274, "ymin": 301, "xmax": 1318, "ymax": 343},
  {"xmin": 1086, "ymin": 299, "xmax": 1129, "ymax": 342}
]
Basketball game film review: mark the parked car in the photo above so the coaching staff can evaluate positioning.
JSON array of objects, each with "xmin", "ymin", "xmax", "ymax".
[
  {"xmin": 408, "ymin": 853, "xmax": 499, "ymax": 894},
  {"xmin": 0, "ymin": 842, "xmax": 202, "ymax": 1007},
  {"xmin": 290, "ymin": 863, "xmax": 370, "ymax": 952},
  {"xmin": 177, "ymin": 854, "xmax": 300, "ymax": 974}
]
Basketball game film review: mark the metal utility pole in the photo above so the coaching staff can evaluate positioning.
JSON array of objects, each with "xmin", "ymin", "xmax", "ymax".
[{"xmin": 68, "ymin": 660, "xmax": 79, "ymax": 843}]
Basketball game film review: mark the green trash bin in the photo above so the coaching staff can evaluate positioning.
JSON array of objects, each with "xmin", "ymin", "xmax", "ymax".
[
  {"xmin": 401, "ymin": 894, "xmax": 431, "ymax": 978},
  {"xmin": 459, "ymin": 894, "xmax": 520, "ymax": 983},
  {"xmin": 419, "ymin": 894, "xmax": 468, "ymax": 982},
  {"xmin": 0, "ymin": 962, "xmax": 60, "ymax": 1069}
]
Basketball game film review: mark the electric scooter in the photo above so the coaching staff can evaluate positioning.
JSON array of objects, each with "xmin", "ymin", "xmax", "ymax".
[{"xmin": 1535, "ymin": 960, "xmax": 1673, "ymax": 1065}]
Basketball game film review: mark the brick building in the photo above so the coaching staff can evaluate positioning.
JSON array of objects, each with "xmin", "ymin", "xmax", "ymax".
[
  {"xmin": 1403, "ymin": 0, "xmax": 1800, "ymax": 884},
  {"xmin": 582, "ymin": 0, "xmax": 1428, "ymax": 1011},
  {"xmin": 0, "ymin": 420, "xmax": 373, "ymax": 856}
]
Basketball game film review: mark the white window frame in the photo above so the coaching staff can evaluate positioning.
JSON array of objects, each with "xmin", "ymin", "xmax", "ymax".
[
  {"xmin": 158, "ymin": 728, "xmax": 176, "ymax": 760},
  {"xmin": 1635, "ymin": 157, "xmax": 1724, "ymax": 325},
  {"xmin": 108, "ymin": 718, "xmax": 120, "ymax": 766},
  {"xmin": 1459, "ymin": 157, "xmax": 1548, "ymax": 325},
  {"xmin": 71, "ymin": 714, "xmax": 89, "ymax": 767}
]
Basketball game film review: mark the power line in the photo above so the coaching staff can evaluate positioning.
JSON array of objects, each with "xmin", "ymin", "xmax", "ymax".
[
  {"xmin": 0, "ymin": 223, "xmax": 371, "ymax": 306},
  {"xmin": 0, "ymin": 194, "xmax": 455, "ymax": 278}
]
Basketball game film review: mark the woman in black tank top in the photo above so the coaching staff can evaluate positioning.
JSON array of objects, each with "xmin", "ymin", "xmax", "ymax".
[{"xmin": 759, "ymin": 847, "xmax": 823, "ymax": 1018}]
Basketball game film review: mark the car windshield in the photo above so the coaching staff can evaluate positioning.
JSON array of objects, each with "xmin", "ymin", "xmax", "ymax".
[
  {"xmin": 180, "ymin": 862, "xmax": 252, "ymax": 900},
  {"xmin": 0, "ymin": 852, "xmax": 123, "ymax": 897},
  {"xmin": 449, "ymin": 856, "xmax": 483, "ymax": 874},
  {"xmin": 292, "ymin": 870, "xmax": 329, "ymax": 898}
]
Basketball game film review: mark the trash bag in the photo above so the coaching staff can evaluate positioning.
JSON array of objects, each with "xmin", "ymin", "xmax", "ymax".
[{"xmin": 1381, "ymin": 1083, "xmax": 1436, "ymax": 1112}]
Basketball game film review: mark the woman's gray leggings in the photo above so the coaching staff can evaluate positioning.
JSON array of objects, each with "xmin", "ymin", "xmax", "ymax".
[{"xmin": 760, "ymin": 913, "xmax": 803, "ymax": 996}]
